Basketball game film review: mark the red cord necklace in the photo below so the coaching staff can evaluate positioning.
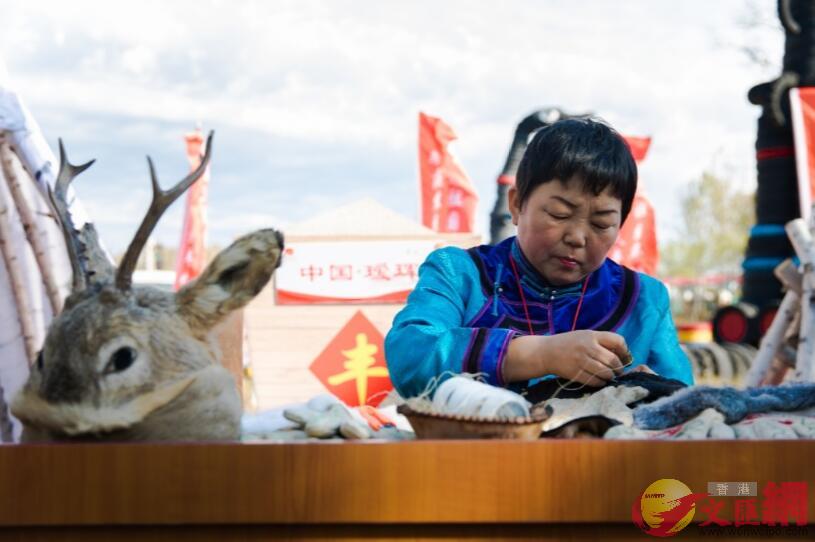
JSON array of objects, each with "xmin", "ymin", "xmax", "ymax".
[{"xmin": 508, "ymin": 255, "xmax": 591, "ymax": 335}]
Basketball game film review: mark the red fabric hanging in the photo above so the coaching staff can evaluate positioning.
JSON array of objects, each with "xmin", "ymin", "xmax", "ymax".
[
  {"xmin": 417, "ymin": 112, "xmax": 479, "ymax": 232},
  {"xmin": 608, "ymin": 135, "xmax": 659, "ymax": 275},
  {"xmin": 174, "ymin": 127, "xmax": 210, "ymax": 290}
]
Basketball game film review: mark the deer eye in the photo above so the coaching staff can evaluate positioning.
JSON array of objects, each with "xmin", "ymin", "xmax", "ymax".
[
  {"xmin": 36, "ymin": 351, "xmax": 43, "ymax": 371},
  {"xmin": 105, "ymin": 347, "xmax": 137, "ymax": 374}
]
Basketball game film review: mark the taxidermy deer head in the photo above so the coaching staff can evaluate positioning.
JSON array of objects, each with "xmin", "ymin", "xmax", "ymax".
[{"xmin": 11, "ymin": 132, "xmax": 284, "ymax": 442}]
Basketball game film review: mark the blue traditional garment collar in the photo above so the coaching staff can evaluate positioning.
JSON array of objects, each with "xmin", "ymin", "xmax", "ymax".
[
  {"xmin": 510, "ymin": 238, "xmax": 586, "ymax": 299},
  {"xmin": 466, "ymin": 237, "xmax": 639, "ymax": 333}
]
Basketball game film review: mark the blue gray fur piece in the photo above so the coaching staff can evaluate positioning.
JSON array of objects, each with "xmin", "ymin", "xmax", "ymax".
[{"xmin": 633, "ymin": 383, "xmax": 815, "ymax": 430}]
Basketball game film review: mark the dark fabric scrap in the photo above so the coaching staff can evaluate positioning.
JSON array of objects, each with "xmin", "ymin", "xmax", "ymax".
[
  {"xmin": 539, "ymin": 415, "xmax": 620, "ymax": 439},
  {"xmin": 523, "ymin": 371, "xmax": 687, "ymax": 405}
]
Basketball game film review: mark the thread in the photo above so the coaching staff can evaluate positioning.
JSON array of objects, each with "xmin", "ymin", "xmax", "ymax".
[
  {"xmin": 540, "ymin": 354, "xmax": 636, "ymax": 399},
  {"xmin": 506, "ymin": 253, "xmax": 631, "ymax": 398},
  {"xmin": 430, "ymin": 375, "xmax": 531, "ymax": 418}
]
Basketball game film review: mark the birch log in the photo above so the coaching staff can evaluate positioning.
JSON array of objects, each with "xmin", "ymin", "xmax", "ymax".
[
  {"xmin": 786, "ymin": 219, "xmax": 815, "ymax": 381},
  {"xmin": 0, "ymin": 136, "xmax": 61, "ymax": 314},
  {"xmin": 745, "ymin": 289, "xmax": 800, "ymax": 387},
  {"xmin": 0, "ymin": 172, "xmax": 36, "ymax": 363},
  {"xmin": 774, "ymin": 258, "xmax": 803, "ymax": 294},
  {"xmin": 743, "ymin": 258, "xmax": 806, "ymax": 386}
]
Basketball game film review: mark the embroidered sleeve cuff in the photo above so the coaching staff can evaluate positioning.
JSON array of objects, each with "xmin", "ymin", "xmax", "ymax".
[{"xmin": 461, "ymin": 328, "xmax": 517, "ymax": 387}]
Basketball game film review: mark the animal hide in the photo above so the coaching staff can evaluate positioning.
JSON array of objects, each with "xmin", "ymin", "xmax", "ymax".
[{"xmin": 632, "ymin": 382, "xmax": 815, "ymax": 429}]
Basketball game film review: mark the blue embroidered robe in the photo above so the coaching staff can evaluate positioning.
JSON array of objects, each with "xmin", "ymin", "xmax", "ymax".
[{"xmin": 384, "ymin": 237, "xmax": 694, "ymax": 398}]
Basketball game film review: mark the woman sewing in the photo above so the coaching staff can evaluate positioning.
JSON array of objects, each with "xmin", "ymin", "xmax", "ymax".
[{"xmin": 384, "ymin": 118, "xmax": 694, "ymax": 399}]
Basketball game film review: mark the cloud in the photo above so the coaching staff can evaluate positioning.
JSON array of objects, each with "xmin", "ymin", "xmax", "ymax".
[{"xmin": 0, "ymin": 0, "xmax": 783, "ymax": 253}]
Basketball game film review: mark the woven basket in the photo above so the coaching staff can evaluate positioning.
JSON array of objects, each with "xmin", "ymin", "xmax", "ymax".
[{"xmin": 397, "ymin": 404, "xmax": 546, "ymax": 440}]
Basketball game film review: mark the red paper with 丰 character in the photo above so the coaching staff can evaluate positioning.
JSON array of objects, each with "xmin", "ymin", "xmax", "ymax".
[{"xmin": 309, "ymin": 311, "xmax": 394, "ymax": 407}]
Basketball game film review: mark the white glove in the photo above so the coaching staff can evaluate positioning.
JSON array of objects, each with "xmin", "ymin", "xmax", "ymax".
[{"xmin": 283, "ymin": 394, "xmax": 370, "ymax": 439}]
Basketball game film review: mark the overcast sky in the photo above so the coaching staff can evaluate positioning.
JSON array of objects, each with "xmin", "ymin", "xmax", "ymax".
[{"xmin": 0, "ymin": 0, "xmax": 783, "ymax": 256}]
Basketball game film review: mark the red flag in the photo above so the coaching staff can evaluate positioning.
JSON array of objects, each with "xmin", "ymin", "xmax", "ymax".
[
  {"xmin": 174, "ymin": 127, "xmax": 210, "ymax": 290},
  {"xmin": 790, "ymin": 87, "xmax": 815, "ymax": 221},
  {"xmin": 608, "ymin": 135, "xmax": 659, "ymax": 275},
  {"xmin": 624, "ymin": 135, "xmax": 652, "ymax": 162},
  {"xmin": 418, "ymin": 112, "xmax": 478, "ymax": 232}
]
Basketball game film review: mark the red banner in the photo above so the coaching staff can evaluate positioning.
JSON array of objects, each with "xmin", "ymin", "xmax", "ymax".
[
  {"xmin": 624, "ymin": 135, "xmax": 652, "ymax": 162},
  {"xmin": 608, "ymin": 135, "xmax": 659, "ymax": 275},
  {"xmin": 790, "ymin": 87, "xmax": 815, "ymax": 221},
  {"xmin": 174, "ymin": 128, "xmax": 210, "ymax": 290},
  {"xmin": 418, "ymin": 112, "xmax": 478, "ymax": 232}
]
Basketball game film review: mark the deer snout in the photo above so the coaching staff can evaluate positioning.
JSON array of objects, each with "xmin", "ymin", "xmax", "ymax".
[{"xmin": 41, "ymin": 362, "xmax": 86, "ymax": 404}]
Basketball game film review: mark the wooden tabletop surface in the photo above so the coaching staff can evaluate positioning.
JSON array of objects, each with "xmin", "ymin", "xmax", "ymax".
[{"xmin": 1, "ymin": 439, "xmax": 813, "ymax": 527}]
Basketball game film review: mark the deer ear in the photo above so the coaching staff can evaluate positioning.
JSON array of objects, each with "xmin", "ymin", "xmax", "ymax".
[{"xmin": 176, "ymin": 229, "xmax": 283, "ymax": 331}]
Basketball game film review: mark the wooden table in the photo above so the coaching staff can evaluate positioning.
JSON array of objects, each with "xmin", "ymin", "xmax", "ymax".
[{"xmin": 0, "ymin": 440, "xmax": 813, "ymax": 541}]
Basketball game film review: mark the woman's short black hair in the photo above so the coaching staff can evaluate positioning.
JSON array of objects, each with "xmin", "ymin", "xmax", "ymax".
[{"xmin": 515, "ymin": 117, "xmax": 638, "ymax": 223}]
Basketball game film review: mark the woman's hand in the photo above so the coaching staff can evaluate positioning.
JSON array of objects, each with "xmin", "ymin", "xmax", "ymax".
[{"xmin": 504, "ymin": 330, "xmax": 629, "ymax": 386}]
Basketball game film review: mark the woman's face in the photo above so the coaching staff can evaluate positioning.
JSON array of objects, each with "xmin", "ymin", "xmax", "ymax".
[{"xmin": 509, "ymin": 175, "xmax": 622, "ymax": 286}]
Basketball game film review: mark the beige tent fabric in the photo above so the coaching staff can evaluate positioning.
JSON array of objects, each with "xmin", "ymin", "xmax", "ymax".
[{"xmin": 287, "ymin": 197, "xmax": 439, "ymax": 239}]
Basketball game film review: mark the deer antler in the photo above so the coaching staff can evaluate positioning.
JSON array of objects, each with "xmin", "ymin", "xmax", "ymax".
[
  {"xmin": 115, "ymin": 131, "xmax": 213, "ymax": 291},
  {"xmin": 48, "ymin": 140, "xmax": 95, "ymax": 293}
]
